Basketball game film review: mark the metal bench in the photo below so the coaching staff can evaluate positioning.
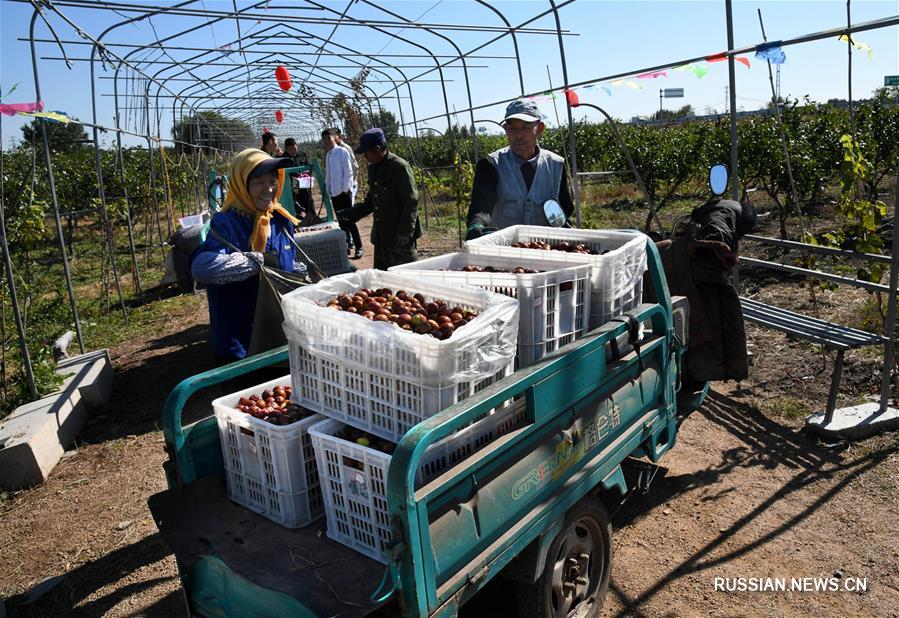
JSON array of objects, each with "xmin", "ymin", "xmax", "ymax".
[{"xmin": 740, "ymin": 296, "xmax": 888, "ymax": 418}]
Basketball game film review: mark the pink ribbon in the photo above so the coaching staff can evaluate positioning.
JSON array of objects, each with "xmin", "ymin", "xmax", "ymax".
[{"xmin": 0, "ymin": 101, "xmax": 44, "ymax": 116}]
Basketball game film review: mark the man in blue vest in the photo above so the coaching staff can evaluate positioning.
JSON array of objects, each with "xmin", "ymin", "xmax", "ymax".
[{"xmin": 465, "ymin": 99, "xmax": 574, "ymax": 240}]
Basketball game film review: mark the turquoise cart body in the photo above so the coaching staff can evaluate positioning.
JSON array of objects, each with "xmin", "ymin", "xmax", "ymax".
[{"xmin": 155, "ymin": 238, "xmax": 705, "ymax": 617}]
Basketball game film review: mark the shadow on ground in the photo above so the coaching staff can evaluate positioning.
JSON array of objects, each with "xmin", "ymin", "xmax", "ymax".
[
  {"xmin": 6, "ymin": 533, "xmax": 186, "ymax": 617},
  {"xmin": 80, "ymin": 323, "xmax": 287, "ymax": 444},
  {"xmin": 606, "ymin": 389, "xmax": 897, "ymax": 616}
]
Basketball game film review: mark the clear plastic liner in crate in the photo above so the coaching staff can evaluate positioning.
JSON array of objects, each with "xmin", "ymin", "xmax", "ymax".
[
  {"xmin": 389, "ymin": 252, "xmax": 591, "ymax": 367},
  {"xmin": 281, "ymin": 270, "xmax": 519, "ymax": 442},
  {"xmin": 464, "ymin": 226, "xmax": 649, "ymax": 328}
]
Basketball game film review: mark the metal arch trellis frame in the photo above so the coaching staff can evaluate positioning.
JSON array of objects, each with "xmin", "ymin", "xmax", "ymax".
[
  {"xmin": 301, "ymin": 0, "xmax": 460, "ymax": 158},
  {"xmin": 24, "ymin": 0, "xmax": 566, "ymax": 156},
  {"xmin": 87, "ymin": 0, "xmax": 197, "ymax": 322},
  {"xmin": 121, "ymin": 15, "xmax": 429, "ymax": 142},
  {"xmin": 228, "ymin": 21, "xmax": 426, "ymax": 164},
  {"xmin": 12, "ymin": 0, "xmax": 546, "ymax": 356},
  {"xmin": 10, "ymin": 0, "xmax": 898, "ymax": 406},
  {"xmin": 21, "ymin": 0, "xmax": 260, "ymax": 362},
  {"xmin": 475, "ymin": 0, "xmax": 525, "ymax": 97},
  {"xmin": 357, "ymin": 0, "xmax": 479, "ymax": 161},
  {"xmin": 0, "ymin": 120, "xmax": 38, "ymax": 399},
  {"xmin": 27, "ymin": 7, "xmax": 85, "ymax": 356},
  {"xmin": 93, "ymin": 0, "xmax": 543, "ymax": 233}
]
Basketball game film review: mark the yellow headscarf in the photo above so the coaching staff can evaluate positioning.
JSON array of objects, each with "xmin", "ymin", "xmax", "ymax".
[{"xmin": 222, "ymin": 148, "xmax": 300, "ymax": 251}]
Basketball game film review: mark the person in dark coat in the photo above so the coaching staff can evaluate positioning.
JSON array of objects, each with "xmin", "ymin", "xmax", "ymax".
[
  {"xmin": 646, "ymin": 198, "xmax": 757, "ymax": 384},
  {"xmin": 283, "ymin": 137, "xmax": 315, "ymax": 221},
  {"xmin": 339, "ymin": 128, "xmax": 421, "ymax": 269}
]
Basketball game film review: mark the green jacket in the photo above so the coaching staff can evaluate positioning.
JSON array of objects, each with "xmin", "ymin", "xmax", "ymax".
[{"xmin": 352, "ymin": 152, "xmax": 421, "ymax": 249}]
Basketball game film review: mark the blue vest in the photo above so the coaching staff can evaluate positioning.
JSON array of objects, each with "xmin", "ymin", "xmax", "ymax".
[{"xmin": 487, "ymin": 147, "xmax": 564, "ymax": 229}]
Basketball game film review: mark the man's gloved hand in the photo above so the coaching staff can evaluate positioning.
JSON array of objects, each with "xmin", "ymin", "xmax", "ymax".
[
  {"xmin": 465, "ymin": 224, "xmax": 499, "ymax": 241},
  {"xmin": 465, "ymin": 224, "xmax": 485, "ymax": 241}
]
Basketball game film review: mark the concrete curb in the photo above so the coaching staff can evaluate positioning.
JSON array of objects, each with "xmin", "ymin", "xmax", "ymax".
[{"xmin": 0, "ymin": 350, "xmax": 113, "ymax": 490}]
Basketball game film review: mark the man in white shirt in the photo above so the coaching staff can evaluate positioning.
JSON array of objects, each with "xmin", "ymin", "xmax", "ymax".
[
  {"xmin": 332, "ymin": 127, "xmax": 359, "ymax": 203},
  {"xmin": 322, "ymin": 128, "xmax": 362, "ymax": 258}
]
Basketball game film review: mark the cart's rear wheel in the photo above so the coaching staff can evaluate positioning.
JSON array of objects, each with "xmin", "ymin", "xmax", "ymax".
[{"xmin": 516, "ymin": 497, "xmax": 612, "ymax": 618}]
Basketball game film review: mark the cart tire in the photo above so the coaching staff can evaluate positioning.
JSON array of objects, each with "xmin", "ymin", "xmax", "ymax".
[{"xmin": 515, "ymin": 497, "xmax": 612, "ymax": 618}]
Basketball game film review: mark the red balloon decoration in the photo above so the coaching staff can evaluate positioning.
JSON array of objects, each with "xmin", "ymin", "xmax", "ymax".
[
  {"xmin": 275, "ymin": 110, "xmax": 284, "ymax": 124},
  {"xmin": 275, "ymin": 66, "xmax": 292, "ymax": 91}
]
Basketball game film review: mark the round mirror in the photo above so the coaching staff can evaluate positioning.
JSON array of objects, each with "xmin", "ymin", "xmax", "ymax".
[
  {"xmin": 543, "ymin": 199, "xmax": 567, "ymax": 227},
  {"xmin": 709, "ymin": 164, "xmax": 729, "ymax": 196}
]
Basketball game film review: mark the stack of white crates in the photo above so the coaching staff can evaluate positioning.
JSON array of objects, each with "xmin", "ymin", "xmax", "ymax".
[
  {"xmin": 465, "ymin": 226, "xmax": 648, "ymax": 328},
  {"xmin": 308, "ymin": 402, "xmax": 525, "ymax": 562},
  {"xmin": 280, "ymin": 270, "xmax": 522, "ymax": 561},
  {"xmin": 389, "ymin": 252, "xmax": 591, "ymax": 367}
]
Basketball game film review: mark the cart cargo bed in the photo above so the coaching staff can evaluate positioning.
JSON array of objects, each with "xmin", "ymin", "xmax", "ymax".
[{"xmin": 149, "ymin": 474, "xmax": 386, "ymax": 617}]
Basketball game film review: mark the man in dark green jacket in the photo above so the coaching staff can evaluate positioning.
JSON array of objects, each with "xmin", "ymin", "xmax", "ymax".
[{"xmin": 340, "ymin": 128, "xmax": 421, "ymax": 269}]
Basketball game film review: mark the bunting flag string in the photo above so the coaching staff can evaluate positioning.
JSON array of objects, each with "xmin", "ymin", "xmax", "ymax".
[
  {"xmin": 672, "ymin": 63, "xmax": 709, "ymax": 78},
  {"xmin": 17, "ymin": 110, "xmax": 71, "ymax": 124},
  {"xmin": 838, "ymin": 34, "xmax": 873, "ymax": 60},
  {"xmin": 526, "ymin": 44, "xmax": 775, "ymax": 103},
  {"xmin": 0, "ymin": 101, "xmax": 44, "ymax": 116},
  {"xmin": 755, "ymin": 41, "xmax": 787, "ymax": 65},
  {"xmin": 610, "ymin": 80, "xmax": 643, "ymax": 90},
  {"xmin": 755, "ymin": 46, "xmax": 786, "ymax": 64},
  {"xmin": 705, "ymin": 53, "xmax": 751, "ymax": 68},
  {"xmin": 0, "ymin": 83, "xmax": 20, "ymax": 101}
]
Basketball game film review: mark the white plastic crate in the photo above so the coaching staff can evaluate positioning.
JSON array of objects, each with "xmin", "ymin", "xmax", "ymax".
[
  {"xmin": 213, "ymin": 376, "xmax": 326, "ymax": 528},
  {"xmin": 309, "ymin": 403, "xmax": 525, "ymax": 562},
  {"xmin": 294, "ymin": 227, "xmax": 351, "ymax": 276},
  {"xmin": 389, "ymin": 252, "xmax": 590, "ymax": 367},
  {"xmin": 465, "ymin": 226, "xmax": 648, "ymax": 329},
  {"xmin": 281, "ymin": 270, "xmax": 519, "ymax": 442}
]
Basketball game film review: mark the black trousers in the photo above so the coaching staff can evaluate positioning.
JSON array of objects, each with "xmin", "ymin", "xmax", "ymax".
[
  {"xmin": 332, "ymin": 191, "xmax": 362, "ymax": 249},
  {"xmin": 373, "ymin": 244, "xmax": 417, "ymax": 270}
]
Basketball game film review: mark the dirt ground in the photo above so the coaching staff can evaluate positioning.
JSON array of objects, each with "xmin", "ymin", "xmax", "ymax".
[{"xmin": 1, "ymin": 213, "xmax": 897, "ymax": 617}]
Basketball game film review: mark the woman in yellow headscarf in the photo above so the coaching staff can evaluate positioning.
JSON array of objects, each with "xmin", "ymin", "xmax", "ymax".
[{"xmin": 190, "ymin": 148, "xmax": 301, "ymax": 363}]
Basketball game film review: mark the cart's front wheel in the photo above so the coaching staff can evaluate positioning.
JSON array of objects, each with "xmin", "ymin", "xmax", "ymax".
[{"xmin": 517, "ymin": 497, "xmax": 612, "ymax": 618}]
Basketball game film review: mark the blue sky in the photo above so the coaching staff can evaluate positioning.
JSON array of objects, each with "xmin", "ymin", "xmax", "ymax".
[{"xmin": 1, "ymin": 0, "xmax": 897, "ymax": 149}]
